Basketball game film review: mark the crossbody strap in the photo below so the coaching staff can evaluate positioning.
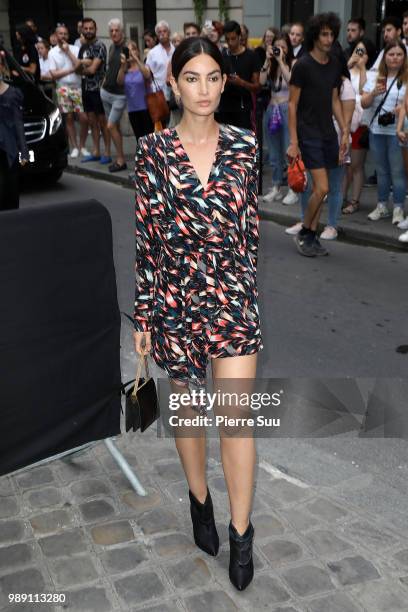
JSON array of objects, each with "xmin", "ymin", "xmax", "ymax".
[{"xmin": 369, "ymin": 74, "xmax": 399, "ymax": 127}]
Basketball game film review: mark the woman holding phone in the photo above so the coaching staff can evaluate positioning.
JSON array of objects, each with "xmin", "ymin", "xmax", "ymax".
[
  {"xmin": 361, "ymin": 41, "xmax": 408, "ymax": 225},
  {"xmin": 342, "ymin": 37, "xmax": 376, "ymax": 214},
  {"xmin": 117, "ymin": 40, "xmax": 153, "ymax": 141}
]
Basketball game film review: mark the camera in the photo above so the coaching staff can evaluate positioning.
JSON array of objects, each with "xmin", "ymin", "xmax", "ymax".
[
  {"xmin": 272, "ymin": 46, "xmax": 281, "ymax": 56},
  {"xmin": 378, "ymin": 111, "xmax": 395, "ymax": 127},
  {"xmin": 355, "ymin": 48, "xmax": 364, "ymax": 57}
]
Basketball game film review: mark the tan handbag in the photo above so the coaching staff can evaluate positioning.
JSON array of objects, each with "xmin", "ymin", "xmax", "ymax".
[{"xmin": 145, "ymin": 74, "xmax": 170, "ymax": 124}]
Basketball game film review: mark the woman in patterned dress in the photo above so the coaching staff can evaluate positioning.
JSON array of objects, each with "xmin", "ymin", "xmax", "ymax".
[{"xmin": 133, "ymin": 37, "xmax": 262, "ymax": 591}]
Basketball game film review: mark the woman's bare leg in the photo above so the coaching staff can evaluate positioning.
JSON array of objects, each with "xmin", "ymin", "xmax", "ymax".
[
  {"xmin": 170, "ymin": 379, "xmax": 208, "ymax": 503},
  {"xmin": 211, "ymin": 353, "xmax": 257, "ymax": 535}
]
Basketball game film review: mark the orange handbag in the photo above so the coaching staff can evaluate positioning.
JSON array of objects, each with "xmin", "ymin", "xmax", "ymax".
[
  {"xmin": 145, "ymin": 74, "xmax": 170, "ymax": 124},
  {"xmin": 287, "ymin": 156, "xmax": 308, "ymax": 193}
]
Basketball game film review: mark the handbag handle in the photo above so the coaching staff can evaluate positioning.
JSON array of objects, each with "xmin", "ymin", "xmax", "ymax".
[{"xmin": 132, "ymin": 354, "xmax": 151, "ymax": 398}]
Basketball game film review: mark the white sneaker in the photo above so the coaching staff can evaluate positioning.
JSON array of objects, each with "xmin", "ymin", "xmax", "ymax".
[
  {"xmin": 398, "ymin": 230, "xmax": 408, "ymax": 242},
  {"xmin": 285, "ymin": 222, "xmax": 303, "ymax": 235},
  {"xmin": 392, "ymin": 207, "xmax": 405, "ymax": 225},
  {"xmin": 81, "ymin": 147, "xmax": 91, "ymax": 157},
  {"xmin": 282, "ymin": 188, "xmax": 299, "ymax": 206},
  {"xmin": 367, "ymin": 203, "xmax": 390, "ymax": 221},
  {"xmin": 70, "ymin": 148, "xmax": 79, "ymax": 158},
  {"xmin": 320, "ymin": 226, "xmax": 338, "ymax": 240},
  {"xmin": 397, "ymin": 217, "xmax": 408, "ymax": 230},
  {"xmin": 263, "ymin": 185, "xmax": 283, "ymax": 202}
]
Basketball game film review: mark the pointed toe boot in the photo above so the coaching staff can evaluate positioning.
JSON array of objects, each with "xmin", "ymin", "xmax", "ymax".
[
  {"xmin": 189, "ymin": 487, "xmax": 219, "ymax": 557},
  {"xmin": 229, "ymin": 520, "xmax": 254, "ymax": 591}
]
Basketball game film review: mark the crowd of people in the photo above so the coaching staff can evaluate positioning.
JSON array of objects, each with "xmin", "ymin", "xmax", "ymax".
[{"xmin": 7, "ymin": 12, "xmax": 408, "ymax": 248}]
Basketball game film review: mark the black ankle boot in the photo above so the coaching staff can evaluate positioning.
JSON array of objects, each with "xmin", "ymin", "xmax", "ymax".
[
  {"xmin": 189, "ymin": 487, "xmax": 219, "ymax": 556},
  {"xmin": 229, "ymin": 520, "xmax": 254, "ymax": 591}
]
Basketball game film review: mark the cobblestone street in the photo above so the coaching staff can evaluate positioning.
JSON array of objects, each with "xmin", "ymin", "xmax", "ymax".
[{"xmin": 1, "ymin": 424, "xmax": 408, "ymax": 611}]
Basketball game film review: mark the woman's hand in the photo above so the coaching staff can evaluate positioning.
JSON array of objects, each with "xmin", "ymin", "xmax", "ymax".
[
  {"xmin": 133, "ymin": 331, "xmax": 151, "ymax": 355},
  {"xmin": 397, "ymin": 130, "xmax": 407, "ymax": 144},
  {"xmin": 372, "ymin": 82, "xmax": 386, "ymax": 97},
  {"xmin": 339, "ymin": 132, "xmax": 349, "ymax": 164},
  {"xmin": 120, "ymin": 53, "xmax": 127, "ymax": 66}
]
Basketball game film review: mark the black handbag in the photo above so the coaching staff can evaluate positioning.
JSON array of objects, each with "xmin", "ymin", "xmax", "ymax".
[{"xmin": 125, "ymin": 354, "xmax": 159, "ymax": 432}]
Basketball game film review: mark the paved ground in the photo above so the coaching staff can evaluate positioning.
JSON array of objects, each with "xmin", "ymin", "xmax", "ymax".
[{"xmin": 1, "ymin": 171, "xmax": 408, "ymax": 611}]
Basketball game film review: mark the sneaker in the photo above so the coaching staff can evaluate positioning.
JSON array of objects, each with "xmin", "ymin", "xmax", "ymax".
[
  {"xmin": 282, "ymin": 188, "xmax": 299, "ymax": 206},
  {"xmin": 263, "ymin": 185, "xmax": 283, "ymax": 202},
  {"xmin": 367, "ymin": 203, "xmax": 391, "ymax": 221},
  {"xmin": 398, "ymin": 230, "xmax": 408, "ymax": 242},
  {"xmin": 392, "ymin": 207, "xmax": 405, "ymax": 225},
  {"xmin": 397, "ymin": 217, "xmax": 408, "ymax": 230},
  {"xmin": 80, "ymin": 147, "xmax": 91, "ymax": 157},
  {"xmin": 285, "ymin": 222, "xmax": 303, "ymax": 235},
  {"xmin": 313, "ymin": 236, "xmax": 329, "ymax": 256},
  {"xmin": 320, "ymin": 226, "xmax": 338, "ymax": 240},
  {"xmin": 294, "ymin": 233, "xmax": 317, "ymax": 257},
  {"xmin": 70, "ymin": 148, "xmax": 79, "ymax": 158}
]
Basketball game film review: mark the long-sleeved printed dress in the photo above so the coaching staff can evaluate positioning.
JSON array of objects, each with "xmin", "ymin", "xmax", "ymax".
[{"xmin": 134, "ymin": 123, "xmax": 263, "ymax": 384}]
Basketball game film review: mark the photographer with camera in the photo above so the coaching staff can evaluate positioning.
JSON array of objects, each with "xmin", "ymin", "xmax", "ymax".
[
  {"xmin": 260, "ymin": 33, "xmax": 296, "ymax": 203},
  {"xmin": 361, "ymin": 41, "xmax": 408, "ymax": 224}
]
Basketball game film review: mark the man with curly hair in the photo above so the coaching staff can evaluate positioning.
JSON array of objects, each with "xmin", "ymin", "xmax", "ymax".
[{"xmin": 287, "ymin": 12, "xmax": 348, "ymax": 257}]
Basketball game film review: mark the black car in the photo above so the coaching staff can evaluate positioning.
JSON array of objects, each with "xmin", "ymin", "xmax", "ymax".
[{"xmin": 1, "ymin": 45, "xmax": 68, "ymax": 182}]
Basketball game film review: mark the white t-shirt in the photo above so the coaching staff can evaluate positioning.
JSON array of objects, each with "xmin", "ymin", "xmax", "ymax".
[
  {"xmin": 146, "ymin": 43, "xmax": 175, "ymax": 99},
  {"xmin": 334, "ymin": 78, "xmax": 356, "ymax": 142},
  {"xmin": 39, "ymin": 57, "xmax": 51, "ymax": 79},
  {"xmin": 363, "ymin": 72, "xmax": 406, "ymax": 134},
  {"xmin": 48, "ymin": 44, "xmax": 81, "ymax": 87}
]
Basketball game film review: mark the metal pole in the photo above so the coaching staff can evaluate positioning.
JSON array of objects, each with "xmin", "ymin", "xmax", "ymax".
[{"xmin": 104, "ymin": 438, "xmax": 147, "ymax": 496}]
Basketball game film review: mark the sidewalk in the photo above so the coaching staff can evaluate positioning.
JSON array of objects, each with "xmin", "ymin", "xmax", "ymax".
[
  {"xmin": 1, "ymin": 427, "xmax": 408, "ymax": 611},
  {"xmin": 65, "ymin": 134, "xmax": 408, "ymax": 252}
]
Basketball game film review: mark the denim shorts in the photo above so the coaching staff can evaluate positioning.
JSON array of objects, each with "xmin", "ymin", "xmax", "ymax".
[
  {"xmin": 100, "ymin": 88, "xmax": 127, "ymax": 125},
  {"xmin": 299, "ymin": 137, "xmax": 339, "ymax": 170}
]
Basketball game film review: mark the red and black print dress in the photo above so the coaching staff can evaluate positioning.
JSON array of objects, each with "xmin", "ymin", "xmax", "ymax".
[{"xmin": 134, "ymin": 123, "xmax": 263, "ymax": 384}]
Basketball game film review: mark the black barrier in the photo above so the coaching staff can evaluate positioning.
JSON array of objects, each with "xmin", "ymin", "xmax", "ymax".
[{"xmin": 0, "ymin": 200, "xmax": 121, "ymax": 476}]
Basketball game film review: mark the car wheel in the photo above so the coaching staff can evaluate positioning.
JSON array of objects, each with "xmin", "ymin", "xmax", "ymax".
[{"xmin": 46, "ymin": 169, "xmax": 64, "ymax": 183}]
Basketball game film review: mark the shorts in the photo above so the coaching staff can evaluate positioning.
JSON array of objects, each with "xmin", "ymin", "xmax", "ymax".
[
  {"xmin": 299, "ymin": 137, "xmax": 339, "ymax": 170},
  {"xmin": 351, "ymin": 125, "xmax": 369, "ymax": 150},
  {"xmin": 56, "ymin": 85, "xmax": 83, "ymax": 114},
  {"xmin": 100, "ymin": 88, "xmax": 127, "ymax": 125},
  {"xmin": 82, "ymin": 89, "xmax": 105, "ymax": 115}
]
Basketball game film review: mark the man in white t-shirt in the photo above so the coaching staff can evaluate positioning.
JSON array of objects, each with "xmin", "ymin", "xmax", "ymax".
[
  {"xmin": 146, "ymin": 20, "xmax": 174, "ymax": 101},
  {"xmin": 48, "ymin": 25, "xmax": 90, "ymax": 158}
]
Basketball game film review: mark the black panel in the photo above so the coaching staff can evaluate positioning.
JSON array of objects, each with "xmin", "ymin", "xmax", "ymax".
[{"xmin": 0, "ymin": 200, "xmax": 121, "ymax": 476}]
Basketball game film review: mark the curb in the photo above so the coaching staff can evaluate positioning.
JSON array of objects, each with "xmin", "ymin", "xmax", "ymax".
[
  {"xmin": 259, "ymin": 207, "xmax": 408, "ymax": 252},
  {"xmin": 65, "ymin": 164, "xmax": 408, "ymax": 252},
  {"xmin": 65, "ymin": 163, "xmax": 132, "ymax": 188}
]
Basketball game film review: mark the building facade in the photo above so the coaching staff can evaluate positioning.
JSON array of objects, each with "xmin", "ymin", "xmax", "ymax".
[{"xmin": 2, "ymin": 1, "xmax": 408, "ymax": 54}]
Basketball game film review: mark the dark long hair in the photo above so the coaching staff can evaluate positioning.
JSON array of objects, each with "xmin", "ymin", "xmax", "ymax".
[
  {"xmin": 171, "ymin": 36, "xmax": 225, "ymax": 80},
  {"xmin": 268, "ymin": 33, "xmax": 294, "ymax": 83}
]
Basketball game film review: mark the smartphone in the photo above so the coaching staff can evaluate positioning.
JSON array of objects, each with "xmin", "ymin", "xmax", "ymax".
[{"xmin": 123, "ymin": 46, "xmax": 130, "ymax": 60}]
